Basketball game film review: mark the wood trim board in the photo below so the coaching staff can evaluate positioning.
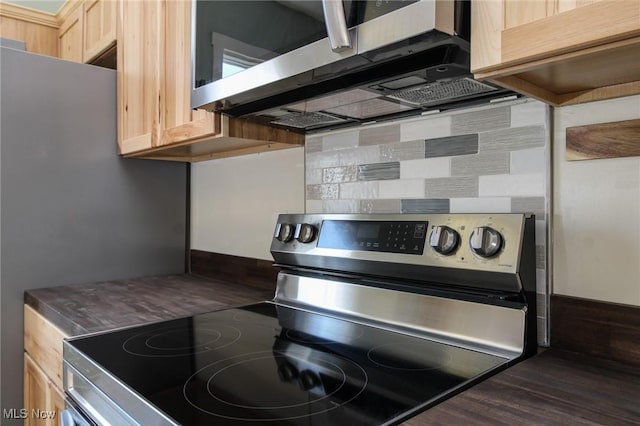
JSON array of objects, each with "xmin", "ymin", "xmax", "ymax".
[
  {"xmin": 566, "ymin": 118, "xmax": 640, "ymax": 160},
  {"xmin": 190, "ymin": 250, "xmax": 279, "ymax": 292},
  {"xmin": 550, "ymin": 294, "xmax": 640, "ymax": 367}
]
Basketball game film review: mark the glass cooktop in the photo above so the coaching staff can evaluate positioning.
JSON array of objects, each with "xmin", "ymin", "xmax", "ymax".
[{"xmin": 68, "ymin": 302, "xmax": 507, "ymax": 425}]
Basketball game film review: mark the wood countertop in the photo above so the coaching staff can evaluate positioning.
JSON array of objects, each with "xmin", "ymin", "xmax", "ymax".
[
  {"xmin": 24, "ymin": 274, "xmax": 274, "ymax": 336},
  {"xmin": 404, "ymin": 348, "xmax": 640, "ymax": 425}
]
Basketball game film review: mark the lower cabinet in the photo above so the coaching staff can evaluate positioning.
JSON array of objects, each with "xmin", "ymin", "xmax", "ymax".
[
  {"xmin": 48, "ymin": 383, "xmax": 65, "ymax": 425},
  {"xmin": 24, "ymin": 354, "xmax": 64, "ymax": 426},
  {"xmin": 24, "ymin": 305, "xmax": 68, "ymax": 426}
]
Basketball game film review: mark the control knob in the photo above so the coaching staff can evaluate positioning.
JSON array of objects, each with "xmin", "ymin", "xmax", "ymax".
[
  {"xmin": 275, "ymin": 223, "xmax": 295, "ymax": 243},
  {"xmin": 295, "ymin": 223, "xmax": 317, "ymax": 244},
  {"xmin": 429, "ymin": 226, "xmax": 459, "ymax": 255},
  {"xmin": 469, "ymin": 226, "xmax": 503, "ymax": 258}
]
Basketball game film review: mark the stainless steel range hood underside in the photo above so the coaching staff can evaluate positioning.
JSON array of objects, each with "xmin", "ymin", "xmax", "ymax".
[
  {"xmin": 192, "ymin": 1, "xmax": 511, "ymax": 133},
  {"xmin": 212, "ymin": 34, "xmax": 508, "ymax": 132}
]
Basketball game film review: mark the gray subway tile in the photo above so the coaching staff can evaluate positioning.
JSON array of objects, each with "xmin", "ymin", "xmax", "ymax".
[
  {"xmin": 306, "ymin": 168, "xmax": 323, "ymax": 185},
  {"xmin": 306, "ymin": 151, "xmax": 341, "ymax": 169},
  {"xmin": 451, "ymin": 106, "xmax": 510, "ymax": 134},
  {"xmin": 337, "ymin": 146, "xmax": 381, "ymax": 166},
  {"xmin": 322, "ymin": 200, "xmax": 360, "ymax": 213},
  {"xmin": 305, "ymin": 137, "xmax": 323, "ymax": 154},
  {"xmin": 380, "ymin": 140, "xmax": 425, "ymax": 162},
  {"xmin": 425, "ymin": 176, "xmax": 478, "ymax": 198},
  {"xmin": 358, "ymin": 162, "xmax": 400, "ymax": 181},
  {"xmin": 360, "ymin": 199, "xmax": 402, "ymax": 214},
  {"xmin": 306, "ymin": 200, "xmax": 323, "ymax": 213},
  {"xmin": 322, "ymin": 131, "xmax": 359, "ymax": 151},
  {"xmin": 511, "ymin": 197, "xmax": 546, "ymax": 216},
  {"xmin": 426, "ymin": 134, "xmax": 478, "ymax": 158},
  {"xmin": 323, "ymin": 166, "xmax": 357, "ymax": 183},
  {"xmin": 537, "ymin": 316, "xmax": 548, "ymax": 346},
  {"xmin": 339, "ymin": 182, "xmax": 379, "ymax": 199},
  {"xmin": 401, "ymin": 199, "xmax": 450, "ymax": 213},
  {"xmin": 536, "ymin": 245, "xmax": 546, "ymax": 269},
  {"xmin": 537, "ymin": 292, "xmax": 548, "ymax": 312},
  {"xmin": 306, "ymin": 184, "xmax": 339, "ymax": 200},
  {"xmin": 359, "ymin": 124, "xmax": 401, "ymax": 146},
  {"xmin": 306, "ymin": 146, "xmax": 380, "ymax": 169},
  {"xmin": 479, "ymin": 125, "xmax": 546, "ymax": 152},
  {"xmin": 451, "ymin": 152, "xmax": 510, "ymax": 176},
  {"xmin": 537, "ymin": 284, "xmax": 549, "ymax": 322},
  {"xmin": 511, "ymin": 100, "xmax": 548, "ymax": 127}
]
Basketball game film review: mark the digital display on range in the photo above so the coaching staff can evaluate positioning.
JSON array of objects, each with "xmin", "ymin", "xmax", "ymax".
[
  {"xmin": 356, "ymin": 224, "xmax": 381, "ymax": 239},
  {"xmin": 317, "ymin": 220, "xmax": 427, "ymax": 255}
]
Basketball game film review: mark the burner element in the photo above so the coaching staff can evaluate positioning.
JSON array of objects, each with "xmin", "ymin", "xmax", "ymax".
[
  {"xmin": 367, "ymin": 342, "xmax": 453, "ymax": 371},
  {"xmin": 183, "ymin": 350, "xmax": 368, "ymax": 421},
  {"xmin": 123, "ymin": 324, "xmax": 242, "ymax": 357}
]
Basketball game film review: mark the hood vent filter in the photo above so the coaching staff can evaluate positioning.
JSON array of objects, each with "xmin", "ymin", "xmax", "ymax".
[
  {"xmin": 271, "ymin": 112, "xmax": 349, "ymax": 129},
  {"xmin": 388, "ymin": 78, "xmax": 499, "ymax": 106}
]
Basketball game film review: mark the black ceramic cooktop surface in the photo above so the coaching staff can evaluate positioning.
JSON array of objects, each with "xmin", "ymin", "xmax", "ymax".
[{"xmin": 69, "ymin": 302, "xmax": 507, "ymax": 425}]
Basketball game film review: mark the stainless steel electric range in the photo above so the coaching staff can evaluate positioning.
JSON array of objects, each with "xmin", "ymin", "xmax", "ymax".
[{"xmin": 63, "ymin": 213, "xmax": 537, "ymax": 425}]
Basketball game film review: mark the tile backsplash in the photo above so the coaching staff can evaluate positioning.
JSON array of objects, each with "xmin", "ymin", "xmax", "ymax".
[{"xmin": 305, "ymin": 98, "xmax": 550, "ymax": 345}]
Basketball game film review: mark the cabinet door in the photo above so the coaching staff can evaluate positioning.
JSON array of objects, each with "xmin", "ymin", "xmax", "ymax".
[
  {"xmin": 47, "ymin": 382, "xmax": 65, "ymax": 426},
  {"xmin": 24, "ymin": 354, "xmax": 65, "ymax": 426},
  {"xmin": 83, "ymin": 0, "xmax": 117, "ymax": 62},
  {"xmin": 471, "ymin": 0, "xmax": 640, "ymax": 106},
  {"xmin": 472, "ymin": 0, "xmax": 636, "ymax": 72},
  {"xmin": 24, "ymin": 354, "xmax": 49, "ymax": 426},
  {"xmin": 58, "ymin": 5, "xmax": 83, "ymax": 63},
  {"xmin": 24, "ymin": 305, "xmax": 67, "ymax": 390},
  {"xmin": 164, "ymin": 0, "xmax": 193, "ymax": 133},
  {"xmin": 118, "ymin": 0, "xmax": 165, "ymax": 154}
]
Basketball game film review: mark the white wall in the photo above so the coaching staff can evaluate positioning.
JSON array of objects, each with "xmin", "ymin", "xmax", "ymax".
[
  {"xmin": 553, "ymin": 95, "xmax": 640, "ymax": 305},
  {"xmin": 191, "ymin": 147, "xmax": 305, "ymax": 260}
]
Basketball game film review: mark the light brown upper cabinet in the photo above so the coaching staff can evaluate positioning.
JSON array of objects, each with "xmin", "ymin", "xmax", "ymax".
[
  {"xmin": 83, "ymin": 0, "xmax": 117, "ymax": 62},
  {"xmin": 472, "ymin": 0, "xmax": 640, "ymax": 106},
  {"xmin": 117, "ymin": 0, "xmax": 199, "ymax": 154},
  {"xmin": 57, "ymin": 0, "xmax": 117, "ymax": 65},
  {"xmin": 58, "ymin": 4, "xmax": 83, "ymax": 63},
  {"xmin": 117, "ymin": 0, "xmax": 303, "ymax": 162}
]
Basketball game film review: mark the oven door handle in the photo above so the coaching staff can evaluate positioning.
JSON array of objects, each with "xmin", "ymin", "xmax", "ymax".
[
  {"xmin": 322, "ymin": 0, "xmax": 351, "ymax": 52},
  {"xmin": 61, "ymin": 398, "xmax": 97, "ymax": 426}
]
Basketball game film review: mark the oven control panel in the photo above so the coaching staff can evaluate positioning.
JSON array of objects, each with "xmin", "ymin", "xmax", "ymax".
[
  {"xmin": 315, "ymin": 220, "xmax": 428, "ymax": 255},
  {"xmin": 271, "ymin": 213, "xmax": 534, "ymax": 278},
  {"xmin": 276, "ymin": 220, "xmax": 429, "ymax": 254}
]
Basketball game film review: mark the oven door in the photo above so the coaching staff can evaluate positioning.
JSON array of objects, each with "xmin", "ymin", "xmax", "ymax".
[
  {"xmin": 63, "ymin": 360, "xmax": 143, "ymax": 426},
  {"xmin": 191, "ymin": 0, "xmax": 440, "ymax": 111},
  {"xmin": 60, "ymin": 398, "xmax": 96, "ymax": 426}
]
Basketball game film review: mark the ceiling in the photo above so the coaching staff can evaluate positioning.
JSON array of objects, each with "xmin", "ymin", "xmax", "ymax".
[{"xmin": 5, "ymin": 0, "xmax": 65, "ymax": 14}]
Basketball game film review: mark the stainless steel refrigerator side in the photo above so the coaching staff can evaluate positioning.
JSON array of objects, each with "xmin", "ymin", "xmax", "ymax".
[{"xmin": 0, "ymin": 47, "xmax": 188, "ymax": 423}]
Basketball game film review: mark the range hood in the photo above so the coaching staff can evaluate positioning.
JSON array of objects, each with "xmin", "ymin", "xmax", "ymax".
[{"xmin": 192, "ymin": 0, "xmax": 511, "ymax": 132}]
